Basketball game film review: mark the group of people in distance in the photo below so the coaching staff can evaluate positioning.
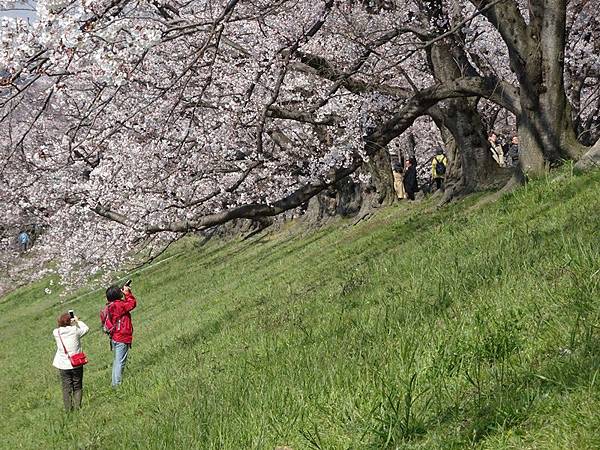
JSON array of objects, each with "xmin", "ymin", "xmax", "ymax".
[
  {"xmin": 51, "ymin": 283, "xmax": 138, "ymax": 411},
  {"xmin": 488, "ymin": 131, "xmax": 520, "ymax": 168},
  {"xmin": 392, "ymin": 148, "xmax": 448, "ymax": 201},
  {"xmin": 392, "ymin": 156, "xmax": 419, "ymax": 201},
  {"xmin": 392, "ymin": 130, "xmax": 520, "ymax": 201}
]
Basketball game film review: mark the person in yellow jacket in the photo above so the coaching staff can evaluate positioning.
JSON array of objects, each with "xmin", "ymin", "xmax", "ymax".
[{"xmin": 431, "ymin": 148, "xmax": 448, "ymax": 191}]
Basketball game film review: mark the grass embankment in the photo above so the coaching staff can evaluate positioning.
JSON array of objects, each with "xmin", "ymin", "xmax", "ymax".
[{"xmin": 1, "ymin": 169, "xmax": 599, "ymax": 449}]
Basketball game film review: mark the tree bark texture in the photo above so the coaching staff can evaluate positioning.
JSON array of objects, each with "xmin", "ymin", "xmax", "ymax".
[
  {"xmin": 473, "ymin": 0, "xmax": 586, "ymax": 174},
  {"xmin": 302, "ymin": 177, "xmax": 363, "ymax": 223},
  {"xmin": 428, "ymin": 42, "xmax": 512, "ymax": 200},
  {"xmin": 363, "ymin": 146, "xmax": 396, "ymax": 207},
  {"xmin": 302, "ymin": 147, "xmax": 395, "ymax": 224},
  {"xmin": 574, "ymin": 137, "xmax": 600, "ymax": 172}
]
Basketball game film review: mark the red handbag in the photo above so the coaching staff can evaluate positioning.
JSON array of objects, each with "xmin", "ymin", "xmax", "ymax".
[
  {"xmin": 58, "ymin": 330, "xmax": 89, "ymax": 367},
  {"xmin": 69, "ymin": 352, "xmax": 89, "ymax": 367}
]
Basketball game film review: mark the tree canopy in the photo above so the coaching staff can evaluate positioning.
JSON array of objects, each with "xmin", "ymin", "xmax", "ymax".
[{"xmin": 0, "ymin": 0, "xmax": 598, "ymax": 287}]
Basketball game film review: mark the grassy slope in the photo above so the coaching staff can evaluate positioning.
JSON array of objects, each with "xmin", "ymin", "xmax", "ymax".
[{"xmin": 1, "ymin": 169, "xmax": 599, "ymax": 449}]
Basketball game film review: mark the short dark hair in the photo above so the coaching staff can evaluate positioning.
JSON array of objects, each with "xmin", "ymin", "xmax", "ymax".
[
  {"xmin": 58, "ymin": 313, "xmax": 71, "ymax": 327},
  {"xmin": 106, "ymin": 285, "xmax": 123, "ymax": 302}
]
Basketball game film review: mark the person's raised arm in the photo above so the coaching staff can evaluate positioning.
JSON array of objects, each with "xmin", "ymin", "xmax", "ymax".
[
  {"xmin": 121, "ymin": 285, "xmax": 137, "ymax": 312},
  {"xmin": 73, "ymin": 317, "xmax": 89, "ymax": 336}
]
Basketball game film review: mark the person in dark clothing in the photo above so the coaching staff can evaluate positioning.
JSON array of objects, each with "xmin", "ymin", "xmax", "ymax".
[
  {"xmin": 508, "ymin": 135, "xmax": 519, "ymax": 167},
  {"xmin": 403, "ymin": 157, "xmax": 419, "ymax": 201}
]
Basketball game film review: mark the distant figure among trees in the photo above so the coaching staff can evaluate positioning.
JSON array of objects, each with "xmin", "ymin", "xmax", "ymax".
[
  {"xmin": 431, "ymin": 148, "xmax": 448, "ymax": 192},
  {"xmin": 392, "ymin": 160, "xmax": 406, "ymax": 200},
  {"xmin": 508, "ymin": 136, "xmax": 520, "ymax": 167},
  {"xmin": 488, "ymin": 132, "xmax": 505, "ymax": 167},
  {"xmin": 403, "ymin": 158, "xmax": 419, "ymax": 201},
  {"xmin": 18, "ymin": 231, "xmax": 31, "ymax": 252}
]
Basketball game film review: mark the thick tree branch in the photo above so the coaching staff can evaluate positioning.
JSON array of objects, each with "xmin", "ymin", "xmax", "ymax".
[
  {"xmin": 291, "ymin": 55, "xmax": 411, "ymax": 97},
  {"xmin": 92, "ymin": 206, "xmax": 130, "ymax": 226},
  {"xmin": 92, "ymin": 76, "xmax": 519, "ymax": 233},
  {"xmin": 372, "ymin": 76, "xmax": 521, "ymax": 146},
  {"xmin": 468, "ymin": 0, "xmax": 531, "ymax": 63},
  {"xmin": 267, "ymin": 105, "xmax": 339, "ymax": 125},
  {"xmin": 293, "ymin": 0, "xmax": 508, "ymax": 101}
]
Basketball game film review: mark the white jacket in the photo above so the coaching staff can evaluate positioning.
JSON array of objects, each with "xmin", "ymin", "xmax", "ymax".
[
  {"xmin": 490, "ymin": 142, "xmax": 505, "ymax": 166},
  {"xmin": 52, "ymin": 321, "xmax": 89, "ymax": 370}
]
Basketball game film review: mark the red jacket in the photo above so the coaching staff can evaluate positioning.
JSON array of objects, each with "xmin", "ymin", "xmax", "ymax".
[{"xmin": 104, "ymin": 291, "xmax": 137, "ymax": 344}]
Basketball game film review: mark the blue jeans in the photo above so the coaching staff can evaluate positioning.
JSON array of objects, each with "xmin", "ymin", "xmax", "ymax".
[{"xmin": 112, "ymin": 341, "xmax": 130, "ymax": 386}]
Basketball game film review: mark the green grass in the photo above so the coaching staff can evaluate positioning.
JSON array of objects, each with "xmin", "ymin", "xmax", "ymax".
[{"xmin": 1, "ymin": 168, "xmax": 599, "ymax": 449}]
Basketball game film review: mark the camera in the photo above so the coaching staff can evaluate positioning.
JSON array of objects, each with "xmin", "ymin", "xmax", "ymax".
[
  {"xmin": 68, "ymin": 310, "xmax": 74, "ymax": 319},
  {"xmin": 124, "ymin": 279, "xmax": 132, "ymax": 287}
]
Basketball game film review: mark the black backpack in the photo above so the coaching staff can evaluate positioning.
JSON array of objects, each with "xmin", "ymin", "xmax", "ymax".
[{"xmin": 435, "ymin": 156, "xmax": 446, "ymax": 176}]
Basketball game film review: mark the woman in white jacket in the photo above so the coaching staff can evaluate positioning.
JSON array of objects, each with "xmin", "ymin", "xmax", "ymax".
[{"xmin": 52, "ymin": 313, "xmax": 89, "ymax": 411}]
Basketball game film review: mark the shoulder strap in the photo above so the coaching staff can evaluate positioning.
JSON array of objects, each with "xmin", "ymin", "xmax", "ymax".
[
  {"xmin": 104, "ymin": 302, "xmax": 116, "ymax": 319},
  {"xmin": 57, "ymin": 329, "xmax": 69, "ymax": 356}
]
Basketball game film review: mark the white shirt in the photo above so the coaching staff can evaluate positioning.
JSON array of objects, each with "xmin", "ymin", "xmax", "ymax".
[{"xmin": 52, "ymin": 321, "xmax": 89, "ymax": 370}]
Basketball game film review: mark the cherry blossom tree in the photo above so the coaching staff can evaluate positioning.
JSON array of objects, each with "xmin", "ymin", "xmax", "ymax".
[
  {"xmin": 0, "ymin": 0, "xmax": 598, "ymax": 287},
  {"xmin": 565, "ymin": 0, "xmax": 600, "ymax": 147}
]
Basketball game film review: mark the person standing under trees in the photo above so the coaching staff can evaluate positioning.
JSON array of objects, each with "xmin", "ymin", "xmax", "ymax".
[
  {"xmin": 52, "ymin": 313, "xmax": 89, "ymax": 411},
  {"xmin": 18, "ymin": 231, "xmax": 31, "ymax": 252},
  {"xmin": 508, "ymin": 135, "xmax": 520, "ymax": 167},
  {"xmin": 403, "ymin": 158, "xmax": 419, "ymax": 201},
  {"xmin": 488, "ymin": 132, "xmax": 505, "ymax": 167},
  {"xmin": 102, "ymin": 283, "xmax": 137, "ymax": 387},
  {"xmin": 431, "ymin": 148, "xmax": 448, "ymax": 191},
  {"xmin": 392, "ymin": 161, "xmax": 406, "ymax": 200}
]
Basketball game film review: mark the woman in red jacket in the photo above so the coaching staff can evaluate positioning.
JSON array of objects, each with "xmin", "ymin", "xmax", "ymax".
[{"xmin": 103, "ymin": 284, "xmax": 137, "ymax": 386}]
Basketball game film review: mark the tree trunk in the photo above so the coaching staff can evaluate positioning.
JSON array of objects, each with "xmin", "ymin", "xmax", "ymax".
[
  {"xmin": 302, "ymin": 144, "xmax": 396, "ymax": 224},
  {"xmin": 574, "ymin": 137, "xmax": 600, "ymax": 172},
  {"xmin": 302, "ymin": 176, "xmax": 363, "ymax": 223},
  {"xmin": 428, "ymin": 42, "xmax": 512, "ymax": 201},
  {"xmin": 363, "ymin": 146, "xmax": 396, "ymax": 207},
  {"xmin": 474, "ymin": 0, "xmax": 586, "ymax": 174},
  {"xmin": 443, "ymin": 103, "xmax": 512, "ymax": 201}
]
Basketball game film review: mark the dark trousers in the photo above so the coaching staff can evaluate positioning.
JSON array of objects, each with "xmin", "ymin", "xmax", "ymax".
[
  {"xmin": 59, "ymin": 367, "xmax": 83, "ymax": 411},
  {"xmin": 434, "ymin": 178, "xmax": 443, "ymax": 190}
]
